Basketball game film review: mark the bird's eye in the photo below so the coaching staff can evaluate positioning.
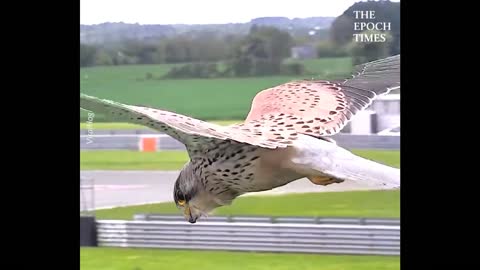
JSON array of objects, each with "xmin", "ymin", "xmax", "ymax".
[{"xmin": 178, "ymin": 199, "xmax": 186, "ymax": 206}]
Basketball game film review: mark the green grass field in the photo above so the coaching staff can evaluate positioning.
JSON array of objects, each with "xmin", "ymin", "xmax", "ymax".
[
  {"xmin": 81, "ymin": 150, "xmax": 189, "ymax": 170},
  {"xmin": 80, "ymin": 149, "xmax": 399, "ymax": 171},
  {"xmin": 80, "ymin": 57, "xmax": 353, "ymax": 121},
  {"xmin": 292, "ymin": 58, "xmax": 354, "ymax": 78},
  {"xmin": 94, "ymin": 189, "xmax": 399, "ymax": 220},
  {"xmin": 81, "ymin": 248, "xmax": 399, "ymax": 270}
]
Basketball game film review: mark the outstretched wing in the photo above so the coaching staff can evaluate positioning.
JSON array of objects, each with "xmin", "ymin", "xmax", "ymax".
[
  {"xmin": 341, "ymin": 54, "xmax": 400, "ymax": 94},
  {"xmin": 80, "ymin": 94, "xmax": 292, "ymax": 157},
  {"xmin": 243, "ymin": 55, "xmax": 400, "ymax": 137}
]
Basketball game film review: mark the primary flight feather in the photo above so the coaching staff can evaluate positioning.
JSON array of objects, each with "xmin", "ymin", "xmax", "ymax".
[{"xmin": 80, "ymin": 55, "xmax": 400, "ymax": 223}]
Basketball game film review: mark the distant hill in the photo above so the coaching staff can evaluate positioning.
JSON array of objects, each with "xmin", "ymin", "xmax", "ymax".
[
  {"xmin": 80, "ymin": 17, "xmax": 335, "ymax": 44},
  {"xmin": 250, "ymin": 16, "xmax": 333, "ymax": 29},
  {"xmin": 80, "ymin": 23, "xmax": 177, "ymax": 44}
]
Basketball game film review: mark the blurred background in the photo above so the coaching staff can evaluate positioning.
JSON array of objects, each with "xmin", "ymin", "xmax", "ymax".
[{"xmin": 80, "ymin": 0, "xmax": 400, "ymax": 269}]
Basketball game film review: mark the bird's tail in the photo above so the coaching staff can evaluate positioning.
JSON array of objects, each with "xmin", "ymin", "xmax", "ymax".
[{"xmin": 290, "ymin": 134, "xmax": 400, "ymax": 189}]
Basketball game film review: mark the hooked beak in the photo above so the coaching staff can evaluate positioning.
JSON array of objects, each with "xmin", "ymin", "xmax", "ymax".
[{"xmin": 184, "ymin": 204, "xmax": 197, "ymax": 223}]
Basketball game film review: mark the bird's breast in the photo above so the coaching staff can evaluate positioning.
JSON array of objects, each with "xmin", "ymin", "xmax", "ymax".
[
  {"xmin": 248, "ymin": 148, "xmax": 304, "ymax": 191},
  {"xmin": 199, "ymin": 145, "xmax": 303, "ymax": 193}
]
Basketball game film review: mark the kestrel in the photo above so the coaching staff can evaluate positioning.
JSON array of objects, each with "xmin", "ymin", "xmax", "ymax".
[{"xmin": 80, "ymin": 55, "xmax": 400, "ymax": 223}]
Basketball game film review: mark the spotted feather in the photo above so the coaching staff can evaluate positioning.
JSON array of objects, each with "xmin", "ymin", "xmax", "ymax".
[
  {"xmin": 241, "ymin": 54, "xmax": 400, "ymax": 137},
  {"xmin": 80, "ymin": 94, "xmax": 291, "ymax": 157}
]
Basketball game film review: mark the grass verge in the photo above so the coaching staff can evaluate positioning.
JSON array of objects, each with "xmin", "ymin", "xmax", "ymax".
[
  {"xmin": 94, "ymin": 190, "xmax": 399, "ymax": 220},
  {"xmin": 80, "ymin": 247, "xmax": 399, "ymax": 270},
  {"xmin": 80, "ymin": 149, "xmax": 399, "ymax": 171}
]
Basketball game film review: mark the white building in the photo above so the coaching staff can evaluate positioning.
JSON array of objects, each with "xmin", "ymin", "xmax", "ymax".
[{"xmin": 342, "ymin": 94, "xmax": 400, "ymax": 135}]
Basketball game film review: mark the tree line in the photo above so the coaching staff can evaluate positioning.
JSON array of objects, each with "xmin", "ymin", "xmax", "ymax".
[
  {"xmin": 329, "ymin": 0, "xmax": 400, "ymax": 63},
  {"xmin": 80, "ymin": 32, "xmax": 241, "ymax": 67},
  {"xmin": 81, "ymin": 0, "xmax": 400, "ymax": 76}
]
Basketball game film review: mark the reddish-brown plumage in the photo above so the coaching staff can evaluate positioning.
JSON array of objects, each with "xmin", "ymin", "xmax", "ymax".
[{"xmin": 242, "ymin": 80, "xmax": 350, "ymax": 139}]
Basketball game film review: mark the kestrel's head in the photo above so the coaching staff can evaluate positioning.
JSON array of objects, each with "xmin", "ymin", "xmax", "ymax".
[{"xmin": 173, "ymin": 162, "xmax": 224, "ymax": 223}]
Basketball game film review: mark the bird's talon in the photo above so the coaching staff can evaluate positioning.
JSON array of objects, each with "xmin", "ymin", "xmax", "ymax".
[{"xmin": 307, "ymin": 176, "xmax": 344, "ymax": 186}]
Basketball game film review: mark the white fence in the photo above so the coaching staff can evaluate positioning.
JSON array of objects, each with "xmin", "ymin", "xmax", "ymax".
[{"xmin": 96, "ymin": 219, "xmax": 400, "ymax": 255}]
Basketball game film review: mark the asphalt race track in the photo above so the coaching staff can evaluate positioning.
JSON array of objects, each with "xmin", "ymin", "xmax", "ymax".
[{"xmin": 80, "ymin": 170, "xmax": 379, "ymax": 210}]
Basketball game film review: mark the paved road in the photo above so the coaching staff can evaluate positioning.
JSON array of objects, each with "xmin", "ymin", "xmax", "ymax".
[{"xmin": 80, "ymin": 170, "xmax": 382, "ymax": 210}]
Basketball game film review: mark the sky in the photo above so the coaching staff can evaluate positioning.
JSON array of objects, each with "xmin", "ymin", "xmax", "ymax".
[{"xmin": 81, "ymin": 0, "xmax": 400, "ymax": 25}]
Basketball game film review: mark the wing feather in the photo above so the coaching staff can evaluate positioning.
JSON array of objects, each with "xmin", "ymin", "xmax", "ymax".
[
  {"xmin": 80, "ymin": 94, "xmax": 291, "ymax": 157},
  {"xmin": 243, "ymin": 55, "xmax": 400, "ymax": 137}
]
